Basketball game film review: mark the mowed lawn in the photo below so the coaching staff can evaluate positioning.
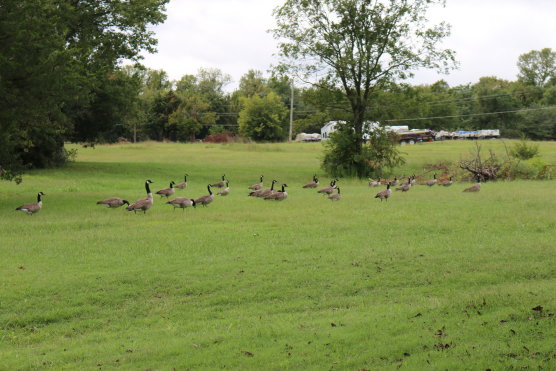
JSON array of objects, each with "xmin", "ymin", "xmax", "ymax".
[{"xmin": 1, "ymin": 141, "xmax": 555, "ymax": 370}]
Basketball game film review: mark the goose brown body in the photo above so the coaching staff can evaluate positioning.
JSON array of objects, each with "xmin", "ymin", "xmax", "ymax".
[
  {"xmin": 439, "ymin": 176, "xmax": 453, "ymax": 187},
  {"xmin": 156, "ymin": 181, "xmax": 176, "ymax": 198},
  {"xmin": 248, "ymin": 176, "xmax": 264, "ymax": 190},
  {"xmin": 126, "ymin": 180, "xmax": 154, "ymax": 213},
  {"xmin": 250, "ymin": 180, "xmax": 277, "ymax": 197},
  {"xmin": 166, "ymin": 197, "xmax": 196, "ymax": 210},
  {"xmin": 317, "ymin": 180, "xmax": 337, "ymax": 195},
  {"xmin": 425, "ymin": 173, "xmax": 438, "ymax": 186},
  {"xmin": 211, "ymin": 175, "xmax": 227, "ymax": 188},
  {"xmin": 217, "ymin": 181, "xmax": 230, "ymax": 196},
  {"xmin": 374, "ymin": 183, "xmax": 392, "ymax": 201},
  {"xmin": 175, "ymin": 174, "xmax": 189, "ymax": 189},
  {"xmin": 195, "ymin": 185, "xmax": 214, "ymax": 206},
  {"xmin": 264, "ymin": 184, "xmax": 288, "ymax": 201},
  {"xmin": 328, "ymin": 187, "xmax": 341, "ymax": 200},
  {"xmin": 97, "ymin": 197, "xmax": 130, "ymax": 208},
  {"xmin": 302, "ymin": 175, "xmax": 319, "ymax": 188},
  {"xmin": 16, "ymin": 192, "xmax": 45, "ymax": 215}
]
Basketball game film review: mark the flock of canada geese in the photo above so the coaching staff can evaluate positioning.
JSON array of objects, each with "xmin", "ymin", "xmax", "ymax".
[{"xmin": 14, "ymin": 173, "xmax": 481, "ymax": 215}]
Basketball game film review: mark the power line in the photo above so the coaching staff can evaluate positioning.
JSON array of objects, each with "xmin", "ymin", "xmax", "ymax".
[{"xmin": 382, "ymin": 105, "xmax": 556, "ymax": 123}]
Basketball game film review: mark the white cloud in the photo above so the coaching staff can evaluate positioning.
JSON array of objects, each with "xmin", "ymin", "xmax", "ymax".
[{"xmin": 140, "ymin": 0, "xmax": 556, "ymax": 89}]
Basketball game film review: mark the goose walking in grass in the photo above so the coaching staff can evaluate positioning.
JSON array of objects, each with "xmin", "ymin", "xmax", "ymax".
[
  {"xmin": 250, "ymin": 179, "xmax": 277, "ymax": 198},
  {"xmin": 248, "ymin": 175, "xmax": 264, "ymax": 190},
  {"xmin": 156, "ymin": 181, "xmax": 176, "ymax": 198},
  {"xmin": 211, "ymin": 174, "xmax": 227, "ymax": 188},
  {"xmin": 217, "ymin": 180, "xmax": 230, "ymax": 196},
  {"xmin": 425, "ymin": 173, "xmax": 438, "ymax": 186},
  {"xmin": 439, "ymin": 176, "xmax": 453, "ymax": 187},
  {"xmin": 175, "ymin": 174, "xmax": 189, "ymax": 189},
  {"xmin": 302, "ymin": 175, "xmax": 319, "ymax": 188},
  {"xmin": 195, "ymin": 185, "xmax": 214, "ymax": 206},
  {"xmin": 395, "ymin": 177, "xmax": 412, "ymax": 192},
  {"xmin": 264, "ymin": 184, "xmax": 288, "ymax": 201},
  {"xmin": 328, "ymin": 187, "xmax": 341, "ymax": 200},
  {"xmin": 369, "ymin": 178, "xmax": 381, "ymax": 187},
  {"xmin": 126, "ymin": 180, "xmax": 154, "ymax": 214},
  {"xmin": 16, "ymin": 192, "xmax": 45, "ymax": 215},
  {"xmin": 166, "ymin": 197, "xmax": 196, "ymax": 211},
  {"xmin": 374, "ymin": 183, "xmax": 392, "ymax": 202},
  {"xmin": 463, "ymin": 176, "xmax": 481, "ymax": 192},
  {"xmin": 96, "ymin": 197, "xmax": 130, "ymax": 208},
  {"xmin": 317, "ymin": 179, "xmax": 337, "ymax": 195}
]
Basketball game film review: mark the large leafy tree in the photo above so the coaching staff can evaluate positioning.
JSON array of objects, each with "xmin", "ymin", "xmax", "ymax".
[
  {"xmin": 517, "ymin": 48, "xmax": 556, "ymax": 87},
  {"xmin": 272, "ymin": 0, "xmax": 455, "ymax": 177},
  {"xmin": 238, "ymin": 92, "xmax": 289, "ymax": 141},
  {"xmin": 0, "ymin": 0, "xmax": 168, "ymax": 179}
]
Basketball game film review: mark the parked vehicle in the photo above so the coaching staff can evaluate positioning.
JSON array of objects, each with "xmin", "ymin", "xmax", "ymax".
[{"xmin": 396, "ymin": 129, "xmax": 436, "ymax": 145}]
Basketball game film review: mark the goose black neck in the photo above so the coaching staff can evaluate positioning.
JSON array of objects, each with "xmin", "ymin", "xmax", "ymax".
[
  {"xmin": 37, "ymin": 193, "xmax": 42, "ymax": 202},
  {"xmin": 260, "ymin": 176, "xmax": 263, "ymax": 182},
  {"xmin": 207, "ymin": 185, "xmax": 212, "ymax": 195},
  {"xmin": 170, "ymin": 182, "xmax": 174, "ymax": 188},
  {"xmin": 184, "ymin": 174, "xmax": 188, "ymax": 182},
  {"xmin": 337, "ymin": 187, "xmax": 341, "ymax": 194},
  {"xmin": 145, "ymin": 181, "xmax": 151, "ymax": 194}
]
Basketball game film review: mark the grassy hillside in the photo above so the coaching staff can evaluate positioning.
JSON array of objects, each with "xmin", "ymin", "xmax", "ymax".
[{"xmin": 1, "ymin": 141, "xmax": 555, "ymax": 370}]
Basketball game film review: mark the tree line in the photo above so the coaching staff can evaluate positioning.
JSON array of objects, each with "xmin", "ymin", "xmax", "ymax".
[{"xmin": 1, "ymin": 0, "xmax": 556, "ymax": 181}]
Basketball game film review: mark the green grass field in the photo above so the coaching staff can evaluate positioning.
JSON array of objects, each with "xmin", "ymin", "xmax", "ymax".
[{"xmin": 1, "ymin": 141, "xmax": 555, "ymax": 370}]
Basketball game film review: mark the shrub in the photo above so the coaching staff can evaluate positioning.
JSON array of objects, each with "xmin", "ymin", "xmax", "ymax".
[{"xmin": 510, "ymin": 136, "xmax": 539, "ymax": 160}]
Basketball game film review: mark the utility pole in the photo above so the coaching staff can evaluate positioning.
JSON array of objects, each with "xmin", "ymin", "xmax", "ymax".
[{"xmin": 289, "ymin": 78, "xmax": 294, "ymax": 142}]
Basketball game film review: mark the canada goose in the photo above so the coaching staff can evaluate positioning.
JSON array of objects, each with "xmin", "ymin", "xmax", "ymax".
[
  {"xmin": 395, "ymin": 177, "xmax": 412, "ymax": 192},
  {"xmin": 369, "ymin": 178, "xmax": 381, "ymax": 187},
  {"xmin": 217, "ymin": 180, "xmax": 230, "ymax": 196},
  {"xmin": 16, "ymin": 192, "xmax": 45, "ymax": 215},
  {"xmin": 195, "ymin": 184, "xmax": 214, "ymax": 206},
  {"xmin": 463, "ymin": 176, "xmax": 481, "ymax": 192},
  {"xmin": 425, "ymin": 173, "xmax": 438, "ymax": 186},
  {"xmin": 389, "ymin": 177, "xmax": 399, "ymax": 186},
  {"xmin": 439, "ymin": 176, "xmax": 453, "ymax": 187},
  {"xmin": 302, "ymin": 174, "xmax": 319, "ymax": 188},
  {"xmin": 374, "ymin": 183, "xmax": 392, "ymax": 202},
  {"xmin": 317, "ymin": 179, "xmax": 337, "ymax": 195},
  {"xmin": 250, "ymin": 179, "xmax": 277, "ymax": 197},
  {"xmin": 156, "ymin": 181, "xmax": 176, "ymax": 198},
  {"xmin": 328, "ymin": 187, "xmax": 341, "ymax": 200},
  {"xmin": 248, "ymin": 175, "xmax": 264, "ymax": 190},
  {"xmin": 96, "ymin": 197, "xmax": 130, "ymax": 208},
  {"xmin": 126, "ymin": 180, "xmax": 154, "ymax": 213},
  {"xmin": 264, "ymin": 184, "xmax": 288, "ymax": 201},
  {"xmin": 410, "ymin": 175, "xmax": 417, "ymax": 185},
  {"xmin": 175, "ymin": 174, "xmax": 189, "ymax": 189},
  {"xmin": 211, "ymin": 174, "xmax": 227, "ymax": 188},
  {"xmin": 166, "ymin": 197, "xmax": 196, "ymax": 211}
]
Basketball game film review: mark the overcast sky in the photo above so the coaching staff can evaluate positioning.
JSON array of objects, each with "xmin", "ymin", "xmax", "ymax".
[{"xmin": 140, "ymin": 0, "xmax": 556, "ymax": 90}]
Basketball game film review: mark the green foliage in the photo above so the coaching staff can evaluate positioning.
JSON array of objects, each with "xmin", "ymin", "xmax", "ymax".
[
  {"xmin": 510, "ymin": 136, "xmax": 540, "ymax": 160},
  {"xmin": 0, "ymin": 0, "xmax": 168, "ymax": 177},
  {"xmin": 322, "ymin": 124, "xmax": 405, "ymax": 178},
  {"xmin": 517, "ymin": 48, "xmax": 556, "ymax": 87},
  {"xmin": 238, "ymin": 92, "xmax": 289, "ymax": 141},
  {"xmin": 273, "ymin": 0, "xmax": 455, "ymax": 178}
]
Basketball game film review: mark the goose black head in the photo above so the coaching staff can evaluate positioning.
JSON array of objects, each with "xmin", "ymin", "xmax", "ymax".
[
  {"xmin": 146, "ymin": 180, "xmax": 154, "ymax": 184},
  {"xmin": 123, "ymin": 200, "xmax": 130, "ymax": 206}
]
